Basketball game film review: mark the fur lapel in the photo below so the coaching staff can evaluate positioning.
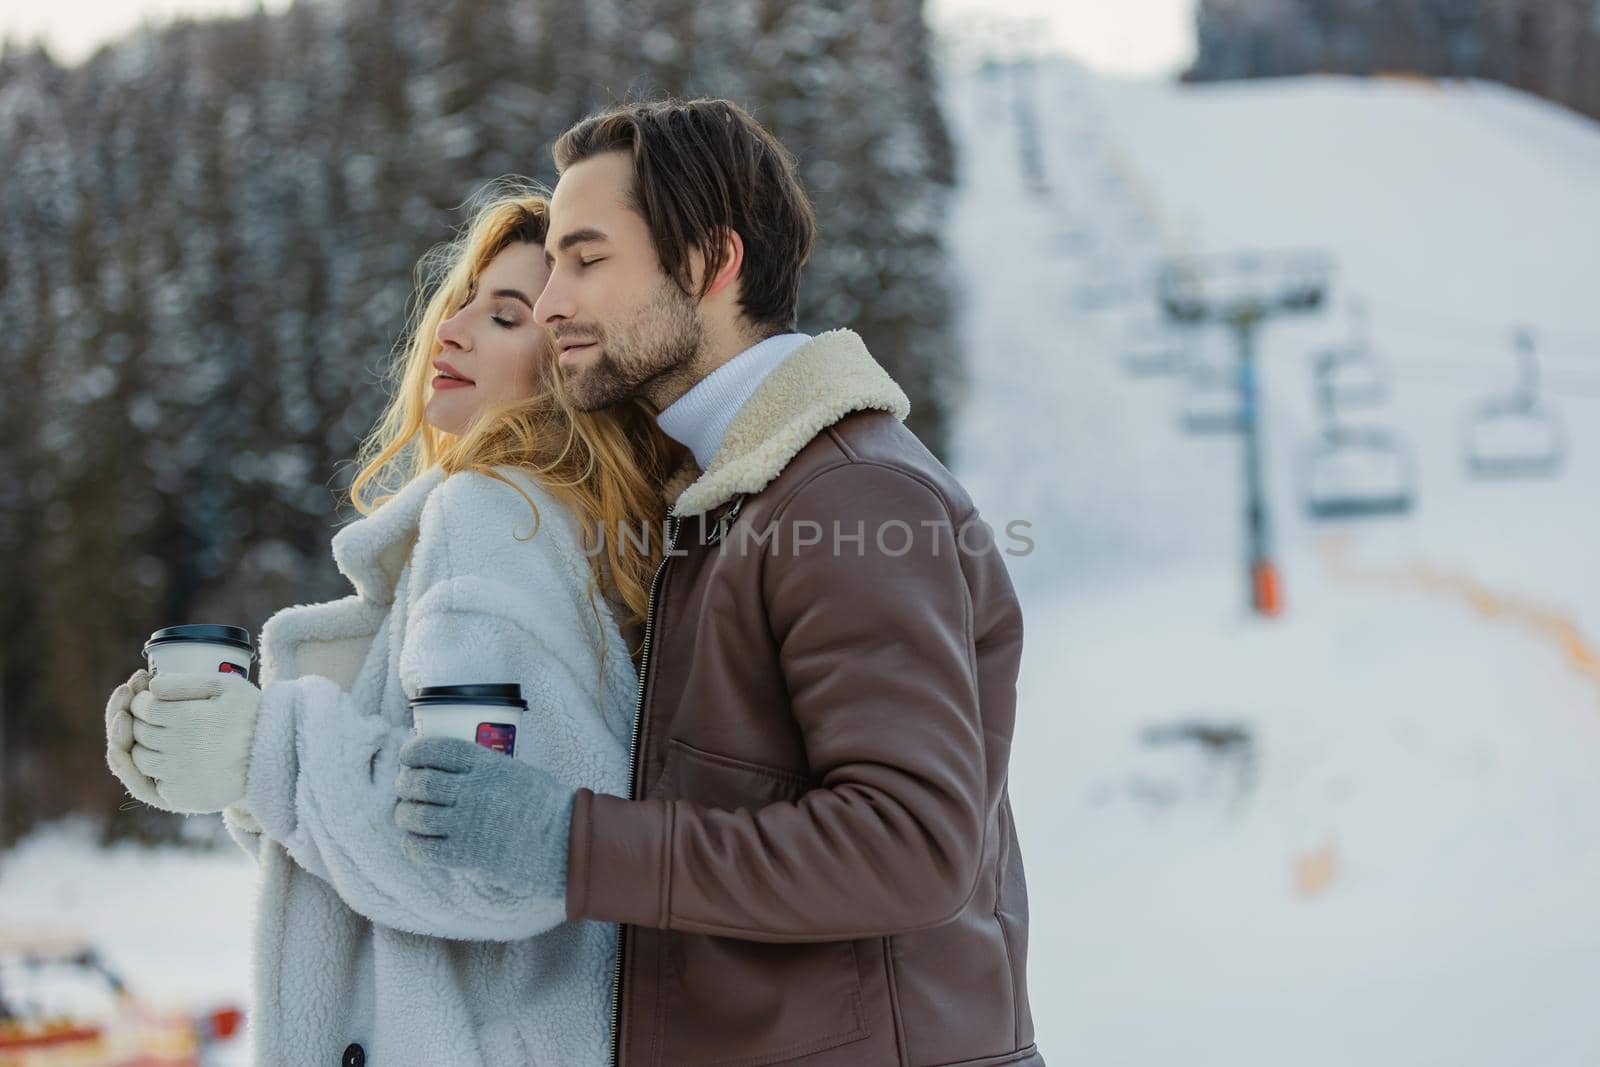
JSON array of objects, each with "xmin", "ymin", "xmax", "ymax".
[
  {"xmin": 329, "ymin": 465, "xmax": 446, "ymax": 604},
  {"xmin": 257, "ymin": 595, "xmax": 387, "ymax": 691},
  {"xmin": 257, "ymin": 465, "xmax": 445, "ymax": 690},
  {"xmin": 667, "ymin": 328, "xmax": 910, "ymax": 517}
]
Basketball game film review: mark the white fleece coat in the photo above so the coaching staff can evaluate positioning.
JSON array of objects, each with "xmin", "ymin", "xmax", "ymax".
[{"xmin": 221, "ymin": 464, "xmax": 635, "ymax": 1066}]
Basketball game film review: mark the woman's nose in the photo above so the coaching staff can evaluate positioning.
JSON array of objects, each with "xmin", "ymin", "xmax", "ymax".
[{"xmin": 436, "ymin": 309, "xmax": 471, "ymax": 351}]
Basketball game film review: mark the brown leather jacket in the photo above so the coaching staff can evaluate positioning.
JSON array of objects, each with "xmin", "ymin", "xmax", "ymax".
[{"xmin": 565, "ymin": 330, "xmax": 1042, "ymax": 1067}]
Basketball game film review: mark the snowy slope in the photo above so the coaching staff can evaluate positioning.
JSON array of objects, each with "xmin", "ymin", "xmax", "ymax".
[
  {"xmin": 5, "ymin": 61, "xmax": 1600, "ymax": 1067},
  {"xmin": 946, "ymin": 61, "xmax": 1600, "ymax": 1064}
]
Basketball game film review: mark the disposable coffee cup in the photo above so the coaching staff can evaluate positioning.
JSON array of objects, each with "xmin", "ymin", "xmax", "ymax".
[
  {"xmin": 144, "ymin": 624, "xmax": 256, "ymax": 679},
  {"xmin": 410, "ymin": 684, "xmax": 526, "ymax": 759}
]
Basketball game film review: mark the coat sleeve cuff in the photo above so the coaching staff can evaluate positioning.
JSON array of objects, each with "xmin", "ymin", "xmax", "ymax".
[
  {"xmin": 566, "ymin": 787, "xmax": 674, "ymax": 928},
  {"xmin": 221, "ymin": 802, "xmax": 263, "ymax": 859},
  {"xmin": 242, "ymin": 676, "xmax": 310, "ymax": 842}
]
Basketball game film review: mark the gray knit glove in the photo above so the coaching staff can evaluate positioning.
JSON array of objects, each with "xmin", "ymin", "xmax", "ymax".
[{"xmin": 393, "ymin": 735, "xmax": 575, "ymax": 903}]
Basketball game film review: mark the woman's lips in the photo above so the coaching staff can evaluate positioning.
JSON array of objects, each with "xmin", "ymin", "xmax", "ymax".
[{"xmin": 432, "ymin": 375, "xmax": 473, "ymax": 389}]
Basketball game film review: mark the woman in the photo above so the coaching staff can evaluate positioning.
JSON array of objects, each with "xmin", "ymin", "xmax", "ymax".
[{"xmin": 102, "ymin": 181, "xmax": 681, "ymax": 1065}]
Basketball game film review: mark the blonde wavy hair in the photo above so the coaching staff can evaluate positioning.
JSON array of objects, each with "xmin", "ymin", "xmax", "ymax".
[{"xmin": 347, "ymin": 178, "xmax": 683, "ymax": 658}]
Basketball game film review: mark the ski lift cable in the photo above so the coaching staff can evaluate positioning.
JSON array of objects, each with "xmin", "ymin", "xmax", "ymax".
[
  {"xmin": 1364, "ymin": 297, "xmax": 1600, "ymax": 355},
  {"xmin": 1319, "ymin": 321, "xmax": 1600, "ymax": 397},
  {"xmin": 1383, "ymin": 360, "xmax": 1600, "ymax": 399},
  {"xmin": 1365, "ymin": 317, "xmax": 1599, "ymax": 367}
]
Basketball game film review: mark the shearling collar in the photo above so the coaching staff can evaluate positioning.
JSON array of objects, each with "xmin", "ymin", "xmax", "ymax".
[
  {"xmin": 663, "ymin": 328, "xmax": 911, "ymax": 517},
  {"xmin": 330, "ymin": 464, "xmax": 446, "ymax": 603}
]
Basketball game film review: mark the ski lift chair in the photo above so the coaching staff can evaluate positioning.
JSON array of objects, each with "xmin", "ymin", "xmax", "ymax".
[
  {"xmin": 1314, "ymin": 301, "xmax": 1388, "ymax": 408},
  {"xmin": 1122, "ymin": 313, "xmax": 1186, "ymax": 378},
  {"xmin": 1300, "ymin": 339, "xmax": 1416, "ymax": 517},
  {"xmin": 1463, "ymin": 328, "xmax": 1567, "ymax": 479},
  {"xmin": 1180, "ymin": 338, "xmax": 1245, "ymax": 434},
  {"xmin": 1303, "ymin": 426, "xmax": 1418, "ymax": 518},
  {"xmin": 1314, "ymin": 347, "xmax": 1388, "ymax": 408},
  {"xmin": 1464, "ymin": 396, "xmax": 1566, "ymax": 477},
  {"xmin": 1181, "ymin": 372, "xmax": 1246, "ymax": 434}
]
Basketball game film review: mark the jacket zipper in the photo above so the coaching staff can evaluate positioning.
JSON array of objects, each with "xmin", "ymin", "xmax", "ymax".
[{"xmin": 609, "ymin": 511, "xmax": 681, "ymax": 1067}]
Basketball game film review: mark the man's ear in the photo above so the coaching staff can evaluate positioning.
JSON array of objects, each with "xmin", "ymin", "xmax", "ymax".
[{"xmin": 696, "ymin": 226, "xmax": 744, "ymax": 299}]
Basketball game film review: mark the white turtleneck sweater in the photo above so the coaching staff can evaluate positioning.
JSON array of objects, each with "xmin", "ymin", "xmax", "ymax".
[{"xmin": 656, "ymin": 332, "xmax": 812, "ymax": 471}]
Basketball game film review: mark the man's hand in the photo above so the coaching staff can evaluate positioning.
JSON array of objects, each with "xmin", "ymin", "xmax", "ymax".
[
  {"xmin": 129, "ymin": 672, "xmax": 261, "ymax": 814},
  {"xmin": 394, "ymin": 735, "xmax": 575, "ymax": 902}
]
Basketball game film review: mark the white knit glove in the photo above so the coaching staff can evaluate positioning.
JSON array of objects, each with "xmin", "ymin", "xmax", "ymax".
[
  {"xmin": 105, "ymin": 668, "xmax": 166, "ymax": 808},
  {"xmin": 129, "ymin": 672, "xmax": 262, "ymax": 815}
]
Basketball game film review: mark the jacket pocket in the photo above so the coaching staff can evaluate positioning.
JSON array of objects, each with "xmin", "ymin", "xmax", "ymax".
[
  {"xmin": 659, "ymin": 737, "xmax": 813, "ymax": 809},
  {"xmin": 656, "ymin": 739, "xmax": 870, "ymax": 1066}
]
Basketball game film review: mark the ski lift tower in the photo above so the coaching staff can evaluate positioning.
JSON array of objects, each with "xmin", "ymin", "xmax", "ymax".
[{"xmin": 1159, "ymin": 250, "xmax": 1333, "ymax": 617}]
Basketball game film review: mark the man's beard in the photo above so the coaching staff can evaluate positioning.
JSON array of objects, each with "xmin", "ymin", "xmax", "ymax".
[{"xmin": 562, "ymin": 277, "xmax": 704, "ymax": 412}]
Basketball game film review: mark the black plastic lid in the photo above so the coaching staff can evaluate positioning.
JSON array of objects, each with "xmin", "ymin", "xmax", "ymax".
[
  {"xmin": 145, "ymin": 624, "xmax": 255, "ymax": 656},
  {"xmin": 410, "ymin": 684, "xmax": 527, "ymax": 709}
]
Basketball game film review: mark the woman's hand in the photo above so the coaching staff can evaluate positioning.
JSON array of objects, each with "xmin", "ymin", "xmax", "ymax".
[
  {"xmin": 106, "ymin": 669, "xmax": 166, "ymax": 808},
  {"xmin": 394, "ymin": 736, "xmax": 575, "ymax": 903},
  {"xmin": 128, "ymin": 672, "xmax": 262, "ymax": 814}
]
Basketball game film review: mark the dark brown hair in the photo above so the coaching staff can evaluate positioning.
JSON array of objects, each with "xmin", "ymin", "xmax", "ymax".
[{"xmin": 552, "ymin": 98, "xmax": 816, "ymax": 336}]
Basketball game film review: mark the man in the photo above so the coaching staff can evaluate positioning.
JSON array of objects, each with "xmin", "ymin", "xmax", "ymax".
[{"xmin": 394, "ymin": 98, "xmax": 1043, "ymax": 1067}]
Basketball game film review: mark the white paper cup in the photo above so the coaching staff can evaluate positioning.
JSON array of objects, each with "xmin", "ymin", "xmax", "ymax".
[
  {"xmin": 410, "ymin": 684, "xmax": 527, "ymax": 759},
  {"xmin": 144, "ymin": 624, "xmax": 255, "ymax": 679}
]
